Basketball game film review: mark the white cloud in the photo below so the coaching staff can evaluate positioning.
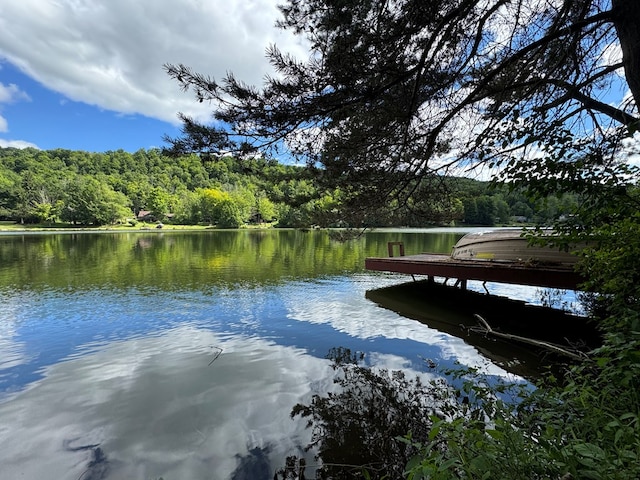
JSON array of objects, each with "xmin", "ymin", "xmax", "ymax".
[
  {"xmin": 622, "ymin": 131, "xmax": 640, "ymax": 168},
  {"xmin": 0, "ymin": 82, "xmax": 37, "ymax": 143},
  {"xmin": 0, "ymin": 138, "xmax": 39, "ymax": 148},
  {"xmin": 0, "ymin": 82, "xmax": 30, "ymax": 104},
  {"xmin": 0, "ymin": 0, "xmax": 308, "ymax": 125},
  {"xmin": 0, "ymin": 81, "xmax": 31, "ymax": 134}
]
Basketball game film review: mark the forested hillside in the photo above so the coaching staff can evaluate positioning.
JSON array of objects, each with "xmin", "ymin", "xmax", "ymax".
[{"xmin": 0, "ymin": 147, "xmax": 577, "ymax": 228}]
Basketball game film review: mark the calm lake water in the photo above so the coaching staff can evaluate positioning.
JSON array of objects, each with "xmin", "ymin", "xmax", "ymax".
[{"xmin": 0, "ymin": 228, "xmax": 582, "ymax": 479}]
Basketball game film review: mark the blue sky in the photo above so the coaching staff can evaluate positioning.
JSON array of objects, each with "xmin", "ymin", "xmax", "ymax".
[
  {"xmin": 0, "ymin": 0, "xmax": 307, "ymax": 153},
  {"xmin": 1, "ymin": 62, "xmax": 182, "ymax": 152}
]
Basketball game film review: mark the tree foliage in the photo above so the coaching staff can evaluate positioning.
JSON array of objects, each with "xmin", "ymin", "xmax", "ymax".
[
  {"xmin": 165, "ymin": 0, "xmax": 640, "ymax": 217},
  {"xmin": 0, "ymin": 148, "xmax": 312, "ymax": 227},
  {"xmin": 2, "ymin": 146, "xmax": 564, "ymax": 227},
  {"xmin": 60, "ymin": 176, "xmax": 131, "ymax": 226},
  {"xmin": 288, "ymin": 346, "xmax": 640, "ymax": 479}
]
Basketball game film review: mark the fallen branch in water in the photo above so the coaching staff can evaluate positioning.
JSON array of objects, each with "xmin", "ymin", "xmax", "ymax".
[
  {"xmin": 208, "ymin": 346, "xmax": 223, "ymax": 366},
  {"xmin": 472, "ymin": 314, "xmax": 589, "ymax": 362}
]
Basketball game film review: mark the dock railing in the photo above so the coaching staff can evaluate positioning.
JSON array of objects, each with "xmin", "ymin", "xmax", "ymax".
[{"xmin": 387, "ymin": 241, "xmax": 405, "ymax": 257}]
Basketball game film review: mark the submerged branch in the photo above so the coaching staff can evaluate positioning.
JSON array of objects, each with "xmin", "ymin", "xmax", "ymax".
[{"xmin": 472, "ymin": 314, "xmax": 588, "ymax": 362}]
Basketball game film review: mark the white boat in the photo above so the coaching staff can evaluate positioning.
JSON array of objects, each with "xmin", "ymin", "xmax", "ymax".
[{"xmin": 451, "ymin": 230, "xmax": 581, "ymax": 265}]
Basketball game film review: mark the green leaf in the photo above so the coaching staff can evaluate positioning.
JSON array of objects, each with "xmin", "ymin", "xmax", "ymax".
[{"xmin": 574, "ymin": 442, "xmax": 606, "ymax": 460}]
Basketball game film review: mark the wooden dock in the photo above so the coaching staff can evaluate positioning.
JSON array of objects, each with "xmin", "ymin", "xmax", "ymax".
[{"xmin": 365, "ymin": 252, "xmax": 585, "ymax": 290}]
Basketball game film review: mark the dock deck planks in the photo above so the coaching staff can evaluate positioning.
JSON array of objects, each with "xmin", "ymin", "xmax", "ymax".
[{"xmin": 365, "ymin": 253, "xmax": 585, "ymax": 290}]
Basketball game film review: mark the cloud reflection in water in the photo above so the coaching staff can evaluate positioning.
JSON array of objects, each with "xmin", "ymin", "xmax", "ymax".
[{"xmin": 0, "ymin": 326, "xmax": 334, "ymax": 480}]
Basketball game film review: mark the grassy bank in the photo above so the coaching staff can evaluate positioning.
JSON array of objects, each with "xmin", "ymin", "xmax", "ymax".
[{"xmin": 0, "ymin": 221, "xmax": 276, "ymax": 232}]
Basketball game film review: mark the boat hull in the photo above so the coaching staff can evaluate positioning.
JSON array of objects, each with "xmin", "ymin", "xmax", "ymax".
[{"xmin": 451, "ymin": 230, "xmax": 580, "ymax": 265}]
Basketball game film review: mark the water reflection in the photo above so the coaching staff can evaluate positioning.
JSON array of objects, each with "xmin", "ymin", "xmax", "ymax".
[
  {"xmin": 0, "ymin": 229, "xmax": 462, "ymax": 289},
  {"xmin": 285, "ymin": 276, "xmax": 513, "ymax": 378},
  {"xmin": 0, "ymin": 327, "xmax": 332, "ymax": 479},
  {"xmin": 366, "ymin": 280, "xmax": 598, "ymax": 378},
  {"xmin": 0, "ymin": 316, "xmax": 492, "ymax": 479},
  {"xmin": 0, "ymin": 229, "xmax": 578, "ymax": 478},
  {"xmin": 0, "ymin": 278, "xmax": 527, "ymax": 477}
]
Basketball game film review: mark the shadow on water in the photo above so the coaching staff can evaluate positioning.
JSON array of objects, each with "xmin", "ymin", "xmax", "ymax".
[
  {"xmin": 366, "ymin": 280, "xmax": 601, "ymax": 379},
  {"xmin": 230, "ymin": 446, "xmax": 274, "ymax": 480},
  {"xmin": 63, "ymin": 440, "xmax": 110, "ymax": 480}
]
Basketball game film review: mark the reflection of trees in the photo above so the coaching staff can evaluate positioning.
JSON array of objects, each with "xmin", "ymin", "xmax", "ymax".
[
  {"xmin": 289, "ymin": 348, "xmax": 451, "ymax": 480},
  {"xmin": 0, "ymin": 230, "xmax": 463, "ymax": 290},
  {"xmin": 231, "ymin": 446, "xmax": 272, "ymax": 480}
]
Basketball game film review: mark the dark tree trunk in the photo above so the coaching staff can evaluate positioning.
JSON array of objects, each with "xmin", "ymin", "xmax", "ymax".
[{"xmin": 612, "ymin": 0, "xmax": 640, "ymax": 120}]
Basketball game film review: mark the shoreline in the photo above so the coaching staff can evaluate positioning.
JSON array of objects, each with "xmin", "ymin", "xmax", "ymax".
[
  {"xmin": 0, "ymin": 222, "xmax": 280, "ymax": 234},
  {"xmin": 0, "ymin": 225, "xmax": 246, "ymax": 235}
]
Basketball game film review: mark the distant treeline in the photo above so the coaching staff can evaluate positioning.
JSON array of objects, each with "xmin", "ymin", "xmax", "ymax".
[{"xmin": 0, "ymin": 147, "xmax": 578, "ymax": 227}]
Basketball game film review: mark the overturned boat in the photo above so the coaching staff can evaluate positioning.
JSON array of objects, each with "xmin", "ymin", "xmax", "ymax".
[{"xmin": 451, "ymin": 229, "xmax": 581, "ymax": 265}]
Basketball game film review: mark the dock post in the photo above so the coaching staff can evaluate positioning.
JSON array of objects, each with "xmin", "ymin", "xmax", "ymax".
[{"xmin": 387, "ymin": 242, "xmax": 405, "ymax": 257}]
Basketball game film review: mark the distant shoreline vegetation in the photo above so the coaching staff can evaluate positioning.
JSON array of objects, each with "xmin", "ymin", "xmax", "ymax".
[
  {"xmin": 0, "ymin": 221, "xmax": 274, "ymax": 233},
  {"xmin": 0, "ymin": 147, "xmax": 579, "ymax": 229}
]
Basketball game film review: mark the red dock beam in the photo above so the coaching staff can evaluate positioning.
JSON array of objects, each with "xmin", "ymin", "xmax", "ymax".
[{"xmin": 366, "ymin": 250, "xmax": 585, "ymax": 291}]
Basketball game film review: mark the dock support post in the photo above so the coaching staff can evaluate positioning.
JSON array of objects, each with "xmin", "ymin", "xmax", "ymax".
[
  {"xmin": 387, "ymin": 242, "xmax": 405, "ymax": 257},
  {"xmin": 452, "ymin": 279, "xmax": 468, "ymax": 290}
]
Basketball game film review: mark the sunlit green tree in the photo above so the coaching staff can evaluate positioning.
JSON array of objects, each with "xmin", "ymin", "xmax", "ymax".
[
  {"xmin": 61, "ymin": 176, "xmax": 131, "ymax": 225},
  {"xmin": 255, "ymin": 194, "xmax": 277, "ymax": 223},
  {"xmin": 146, "ymin": 186, "xmax": 172, "ymax": 221}
]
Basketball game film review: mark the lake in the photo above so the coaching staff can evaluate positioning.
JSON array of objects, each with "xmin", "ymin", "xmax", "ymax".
[{"xmin": 0, "ymin": 228, "xmax": 584, "ymax": 479}]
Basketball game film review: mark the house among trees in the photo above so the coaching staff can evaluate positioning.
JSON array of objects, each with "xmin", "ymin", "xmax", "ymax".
[{"xmin": 136, "ymin": 210, "xmax": 155, "ymax": 222}]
